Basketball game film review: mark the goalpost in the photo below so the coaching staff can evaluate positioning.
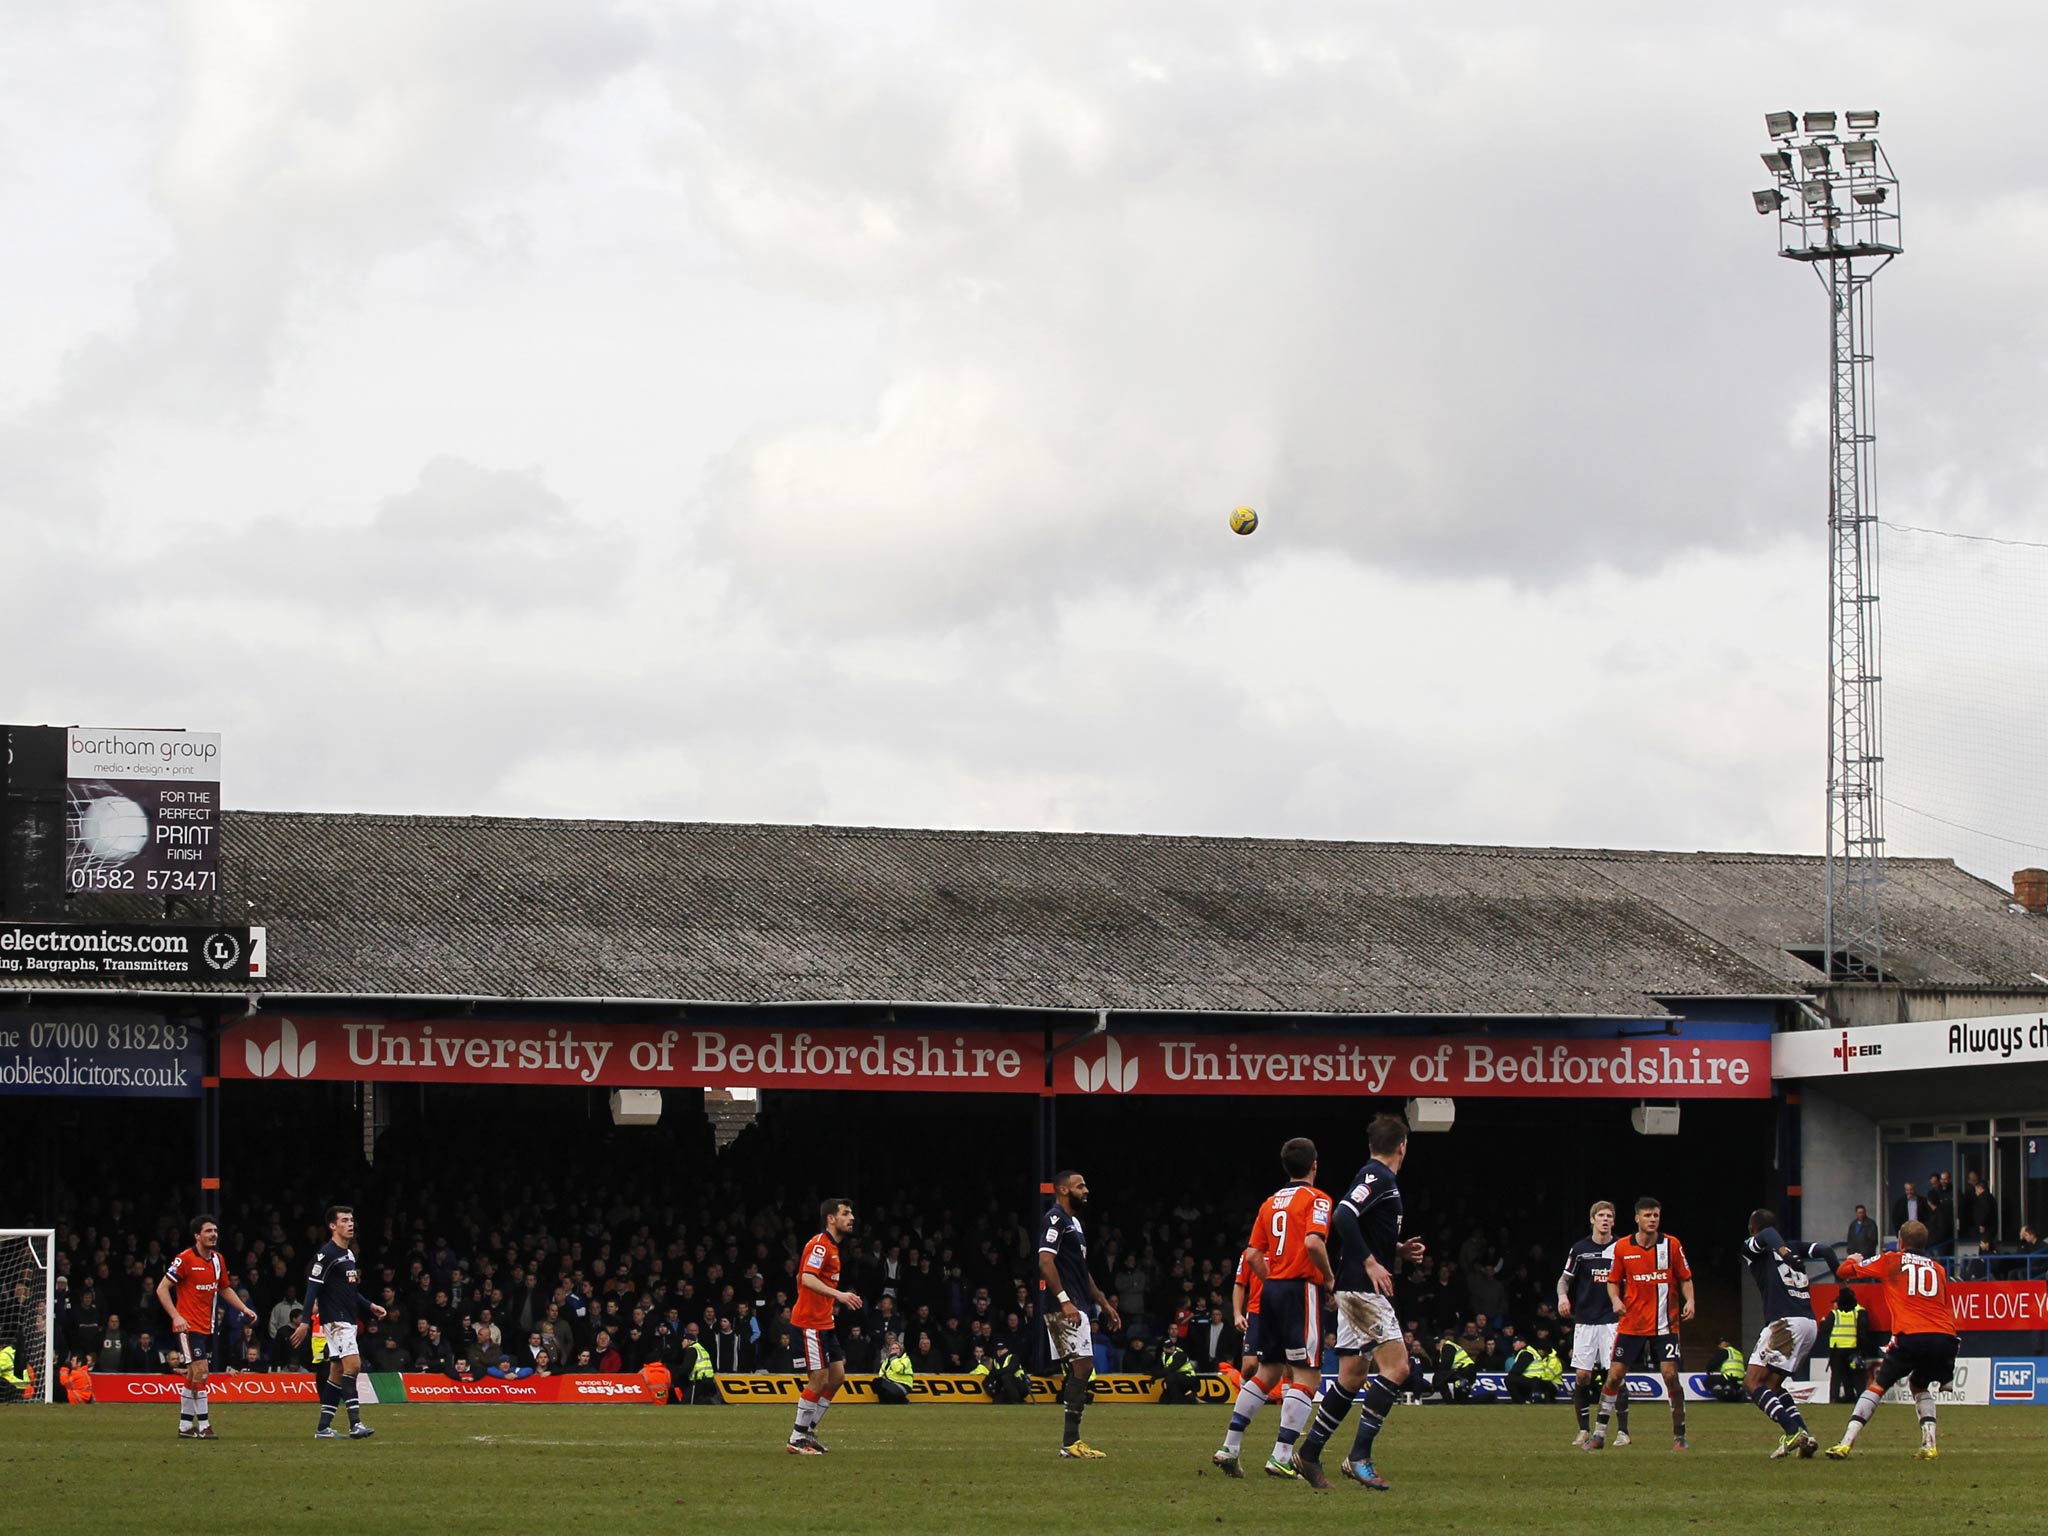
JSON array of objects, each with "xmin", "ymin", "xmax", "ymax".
[{"xmin": 0, "ymin": 1231, "xmax": 55, "ymax": 1404}]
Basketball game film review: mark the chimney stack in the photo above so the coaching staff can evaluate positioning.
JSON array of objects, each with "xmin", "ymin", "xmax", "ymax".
[{"xmin": 2014, "ymin": 868, "xmax": 2048, "ymax": 914}]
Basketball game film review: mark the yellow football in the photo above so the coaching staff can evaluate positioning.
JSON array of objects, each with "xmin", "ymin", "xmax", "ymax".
[{"xmin": 1229, "ymin": 505, "xmax": 1258, "ymax": 535}]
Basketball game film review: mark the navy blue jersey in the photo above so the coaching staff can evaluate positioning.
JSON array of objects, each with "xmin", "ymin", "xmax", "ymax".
[
  {"xmin": 304, "ymin": 1240, "xmax": 365, "ymax": 1325},
  {"xmin": 1559, "ymin": 1237, "xmax": 1620, "ymax": 1325},
  {"xmin": 1332, "ymin": 1159, "xmax": 1403, "ymax": 1290},
  {"xmin": 1743, "ymin": 1227, "xmax": 1829, "ymax": 1321},
  {"xmin": 1037, "ymin": 1206, "xmax": 1093, "ymax": 1314}
]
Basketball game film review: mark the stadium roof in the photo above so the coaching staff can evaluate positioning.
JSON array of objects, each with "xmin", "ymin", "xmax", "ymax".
[{"xmin": 19, "ymin": 812, "xmax": 2048, "ymax": 1018}]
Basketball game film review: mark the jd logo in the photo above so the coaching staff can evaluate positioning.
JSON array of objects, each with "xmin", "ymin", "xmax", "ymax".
[
  {"xmin": 1074, "ymin": 1037, "xmax": 1139, "ymax": 1094},
  {"xmin": 245, "ymin": 1017, "xmax": 318, "ymax": 1080}
]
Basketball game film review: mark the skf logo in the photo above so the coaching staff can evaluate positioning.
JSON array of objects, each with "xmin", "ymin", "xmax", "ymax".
[
  {"xmin": 1992, "ymin": 1361, "xmax": 2036, "ymax": 1401},
  {"xmin": 244, "ymin": 1017, "xmax": 318, "ymax": 1079},
  {"xmin": 1074, "ymin": 1037, "xmax": 1139, "ymax": 1094},
  {"xmin": 1832, "ymin": 1032, "xmax": 1882, "ymax": 1072}
]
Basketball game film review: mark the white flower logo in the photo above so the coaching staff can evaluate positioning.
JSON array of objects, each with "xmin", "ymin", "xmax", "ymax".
[
  {"xmin": 1072, "ymin": 1037, "xmax": 1138, "ymax": 1094},
  {"xmin": 244, "ymin": 1017, "xmax": 318, "ymax": 1079}
]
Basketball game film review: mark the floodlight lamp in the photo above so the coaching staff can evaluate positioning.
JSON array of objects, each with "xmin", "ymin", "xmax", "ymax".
[
  {"xmin": 1842, "ymin": 140, "xmax": 1877, "ymax": 169},
  {"xmin": 1800, "ymin": 178, "xmax": 1832, "ymax": 204},
  {"xmin": 1753, "ymin": 188, "xmax": 1785, "ymax": 214},
  {"xmin": 1765, "ymin": 110, "xmax": 1798, "ymax": 137},
  {"xmin": 1803, "ymin": 110, "xmax": 1837, "ymax": 134},
  {"xmin": 1799, "ymin": 143, "xmax": 1832, "ymax": 173},
  {"xmin": 1761, "ymin": 150, "xmax": 1793, "ymax": 176},
  {"xmin": 1845, "ymin": 109, "xmax": 1880, "ymax": 130},
  {"xmin": 1852, "ymin": 186, "xmax": 1889, "ymax": 206}
]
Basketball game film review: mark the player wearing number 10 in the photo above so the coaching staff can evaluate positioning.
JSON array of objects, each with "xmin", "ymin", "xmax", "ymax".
[
  {"xmin": 1827, "ymin": 1220, "xmax": 1959, "ymax": 1461},
  {"xmin": 1212, "ymin": 1138, "xmax": 1333, "ymax": 1482}
]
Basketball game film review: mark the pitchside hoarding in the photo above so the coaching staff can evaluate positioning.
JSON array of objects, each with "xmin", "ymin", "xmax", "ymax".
[
  {"xmin": 224, "ymin": 1016, "xmax": 1772, "ymax": 1098},
  {"xmin": 64, "ymin": 728, "xmax": 221, "ymax": 897}
]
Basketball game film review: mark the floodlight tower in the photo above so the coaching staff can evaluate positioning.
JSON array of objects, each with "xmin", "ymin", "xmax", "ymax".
[{"xmin": 1753, "ymin": 109, "xmax": 1901, "ymax": 983}]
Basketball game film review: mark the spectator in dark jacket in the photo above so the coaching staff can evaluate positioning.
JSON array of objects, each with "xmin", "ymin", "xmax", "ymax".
[{"xmin": 1845, "ymin": 1206, "xmax": 1878, "ymax": 1259}]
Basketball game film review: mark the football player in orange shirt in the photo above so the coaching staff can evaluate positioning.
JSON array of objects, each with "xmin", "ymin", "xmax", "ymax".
[
  {"xmin": 153, "ymin": 1213, "xmax": 260, "ymax": 1439},
  {"xmin": 785, "ymin": 1198, "xmax": 863, "ymax": 1455},
  {"xmin": 1586, "ymin": 1196, "xmax": 1694, "ymax": 1451},
  {"xmin": 1211, "ymin": 1137, "xmax": 1334, "ymax": 1482},
  {"xmin": 1826, "ymin": 1220, "xmax": 1959, "ymax": 1460}
]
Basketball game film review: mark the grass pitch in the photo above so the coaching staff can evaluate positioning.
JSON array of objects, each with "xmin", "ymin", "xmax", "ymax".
[{"xmin": 8, "ymin": 1402, "xmax": 2043, "ymax": 1534}]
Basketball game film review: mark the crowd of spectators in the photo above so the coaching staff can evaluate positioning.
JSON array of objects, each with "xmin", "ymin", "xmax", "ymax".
[{"xmin": 25, "ymin": 1091, "xmax": 1730, "ymax": 1385}]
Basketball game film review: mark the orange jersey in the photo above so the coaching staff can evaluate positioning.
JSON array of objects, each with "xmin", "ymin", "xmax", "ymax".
[
  {"xmin": 1234, "ymin": 1249, "xmax": 1265, "ymax": 1314},
  {"xmin": 165, "ymin": 1246, "xmax": 226, "ymax": 1334},
  {"xmin": 1837, "ymin": 1249, "xmax": 1958, "ymax": 1336},
  {"xmin": 1609, "ymin": 1233, "xmax": 1692, "ymax": 1335},
  {"xmin": 789, "ymin": 1231, "xmax": 843, "ymax": 1330},
  {"xmin": 1249, "ymin": 1182, "xmax": 1333, "ymax": 1283}
]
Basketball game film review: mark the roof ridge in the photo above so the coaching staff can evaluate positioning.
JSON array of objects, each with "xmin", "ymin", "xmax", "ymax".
[{"xmin": 219, "ymin": 809, "xmax": 1963, "ymax": 869}]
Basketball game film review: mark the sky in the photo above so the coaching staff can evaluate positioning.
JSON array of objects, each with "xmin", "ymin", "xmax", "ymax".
[{"xmin": 3, "ymin": 1, "xmax": 2044, "ymax": 875}]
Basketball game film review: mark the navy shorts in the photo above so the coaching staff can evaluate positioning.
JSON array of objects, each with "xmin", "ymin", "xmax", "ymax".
[
  {"xmin": 175, "ymin": 1333, "xmax": 214, "ymax": 1367},
  {"xmin": 1874, "ymin": 1333, "xmax": 1957, "ymax": 1393},
  {"xmin": 1255, "ymin": 1279, "xmax": 1322, "ymax": 1367},
  {"xmin": 797, "ymin": 1327, "xmax": 844, "ymax": 1372},
  {"xmin": 1614, "ymin": 1332, "xmax": 1681, "ymax": 1368},
  {"xmin": 1241, "ymin": 1313, "xmax": 1261, "ymax": 1359}
]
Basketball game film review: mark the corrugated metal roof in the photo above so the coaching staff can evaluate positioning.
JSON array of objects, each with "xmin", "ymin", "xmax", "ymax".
[{"xmin": 15, "ymin": 813, "xmax": 2048, "ymax": 1015}]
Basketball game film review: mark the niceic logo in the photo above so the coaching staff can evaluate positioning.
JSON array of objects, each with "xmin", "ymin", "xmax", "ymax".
[
  {"xmin": 1074, "ymin": 1037, "xmax": 1138, "ymax": 1094},
  {"xmin": 245, "ymin": 1018, "xmax": 318, "ymax": 1080},
  {"xmin": 1832, "ymin": 1032, "xmax": 1882, "ymax": 1072},
  {"xmin": 1992, "ymin": 1361, "xmax": 2036, "ymax": 1401}
]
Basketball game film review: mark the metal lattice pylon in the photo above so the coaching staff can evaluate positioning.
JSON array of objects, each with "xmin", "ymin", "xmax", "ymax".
[{"xmin": 1753, "ymin": 111, "xmax": 1901, "ymax": 981}]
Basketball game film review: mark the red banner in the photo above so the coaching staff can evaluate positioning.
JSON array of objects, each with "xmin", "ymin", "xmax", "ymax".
[
  {"xmin": 1813, "ymin": 1281, "xmax": 2048, "ymax": 1332},
  {"xmin": 89, "ymin": 1372, "xmax": 654, "ymax": 1404},
  {"xmin": 399, "ymin": 1375, "xmax": 652, "ymax": 1403},
  {"xmin": 1059, "ymin": 1033, "xmax": 1769, "ymax": 1099},
  {"xmin": 223, "ymin": 1016, "xmax": 1768, "ymax": 1099},
  {"xmin": 93, "ymin": 1373, "xmax": 321, "ymax": 1403}
]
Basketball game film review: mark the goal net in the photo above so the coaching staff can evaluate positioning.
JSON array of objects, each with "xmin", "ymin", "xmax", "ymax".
[{"xmin": 0, "ymin": 1231, "xmax": 54, "ymax": 1404}]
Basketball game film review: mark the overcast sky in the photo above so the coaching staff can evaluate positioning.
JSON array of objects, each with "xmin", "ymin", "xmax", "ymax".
[{"xmin": 4, "ymin": 2, "xmax": 2043, "ymax": 875}]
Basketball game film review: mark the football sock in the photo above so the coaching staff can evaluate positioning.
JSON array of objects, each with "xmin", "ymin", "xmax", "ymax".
[
  {"xmin": 1840, "ymin": 1386, "xmax": 1882, "ymax": 1446},
  {"xmin": 1300, "ymin": 1381, "xmax": 1356, "ymax": 1458},
  {"xmin": 1060, "ymin": 1371, "xmax": 1087, "ymax": 1447},
  {"xmin": 1221, "ymin": 1379, "xmax": 1268, "ymax": 1454},
  {"xmin": 813, "ymin": 1390, "xmax": 833, "ymax": 1431},
  {"xmin": 195, "ymin": 1390, "xmax": 209, "ymax": 1426},
  {"xmin": 1572, "ymin": 1379, "xmax": 1591, "ymax": 1431},
  {"xmin": 792, "ymin": 1388, "xmax": 821, "ymax": 1437},
  {"xmin": 179, "ymin": 1387, "xmax": 195, "ymax": 1426},
  {"xmin": 316, "ymin": 1375, "xmax": 339, "ymax": 1431},
  {"xmin": 1595, "ymin": 1389, "xmax": 1620, "ymax": 1432},
  {"xmin": 1670, "ymin": 1399, "xmax": 1686, "ymax": 1440},
  {"xmin": 1617, "ymin": 1390, "xmax": 1629, "ymax": 1431},
  {"xmin": 1271, "ymin": 1382, "xmax": 1313, "ymax": 1462},
  {"xmin": 1349, "ymin": 1374, "xmax": 1400, "ymax": 1463},
  {"xmin": 1914, "ymin": 1392, "xmax": 1937, "ymax": 1449}
]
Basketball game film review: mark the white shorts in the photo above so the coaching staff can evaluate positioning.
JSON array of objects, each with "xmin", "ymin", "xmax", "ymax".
[
  {"xmin": 1334, "ymin": 1291, "xmax": 1401, "ymax": 1353},
  {"xmin": 1749, "ymin": 1315, "xmax": 1819, "ymax": 1375},
  {"xmin": 1044, "ymin": 1311, "xmax": 1093, "ymax": 1363},
  {"xmin": 1570, "ymin": 1321, "xmax": 1618, "ymax": 1372},
  {"xmin": 323, "ymin": 1321, "xmax": 360, "ymax": 1360}
]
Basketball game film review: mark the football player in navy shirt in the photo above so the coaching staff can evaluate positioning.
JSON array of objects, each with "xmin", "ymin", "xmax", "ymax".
[
  {"xmin": 1295, "ymin": 1114, "xmax": 1426, "ymax": 1492},
  {"xmin": 1036, "ymin": 1170, "xmax": 1120, "ymax": 1459},
  {"xmin": 1557, "ymin": 1201, "xmax": 1629, "ymax": 1446},
  {"xmin": 289, "ymin": 1205, "xmax": 385, "ymax": 1439},
  {"xmin": 1740, "ymin": 1208, "xmax": 1834, "ymax": 1459}
]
